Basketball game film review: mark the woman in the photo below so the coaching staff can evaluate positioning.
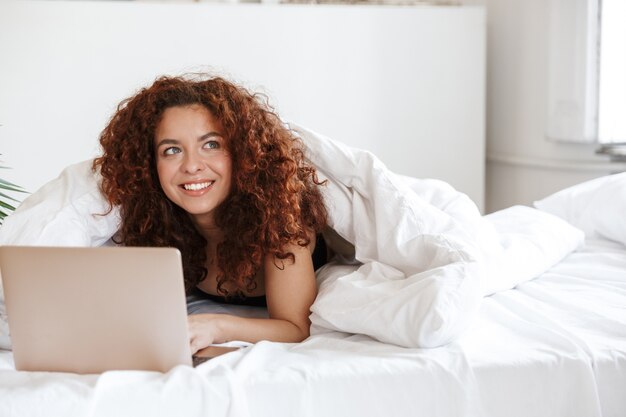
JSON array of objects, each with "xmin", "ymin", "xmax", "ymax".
[{"xmin": 93, "ymin": 75, "xmax": 328, "ymax": 354}]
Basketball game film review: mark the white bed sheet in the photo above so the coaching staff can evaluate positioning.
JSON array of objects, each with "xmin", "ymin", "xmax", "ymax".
[
  {"xmin": 463, "ymin": 237, "xmax": 626, "ymax": 417},
  {"xmin": 0, "ymin": 238, "xmax": 624, "ymax": 417}
]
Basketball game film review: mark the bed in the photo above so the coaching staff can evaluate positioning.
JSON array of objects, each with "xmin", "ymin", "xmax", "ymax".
[
  {"xmin": 0, "ymin": 127, "xmax": 625, "ymax": 417},
  {"xmin": 0, "ymin": 227, "xmax": 624, "ymax": 417}
]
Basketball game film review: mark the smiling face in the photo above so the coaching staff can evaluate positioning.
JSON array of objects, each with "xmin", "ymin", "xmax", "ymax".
[{"xmin": 154, "ymin": 104, "xmax": 232, "ymax": 227}]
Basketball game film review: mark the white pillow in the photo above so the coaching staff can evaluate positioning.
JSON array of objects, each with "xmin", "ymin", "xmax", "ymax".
[
  {"xmin": 534, "ymin": 172, "xmax": 626, "ymax": 246},
  {"xmin": 0, "ymin": 159, "xmax": 120, "ymax": 247}
]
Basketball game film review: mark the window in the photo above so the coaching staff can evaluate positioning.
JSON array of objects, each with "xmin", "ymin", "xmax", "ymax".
[
  {"xmin": 598, "ymin": 0, "xmax": 626, "ymax": 144},
  {"xmin": 546, "ymin": 0, "xmax": 625, "ymax": 145}
]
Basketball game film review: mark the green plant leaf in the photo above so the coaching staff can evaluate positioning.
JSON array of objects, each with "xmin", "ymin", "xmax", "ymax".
[
  {"xmin": 0, "ymin": 177, "xmax": 22, "ymax": 186},
  {"xmin": 0, "ymin": 178, "xmax": 26, "ymax": 193},
  {"xmin": 0, "ymin": 190, "xmax": 19, "ymax": 202},
  {"xmin": 0, "ymin": 199, "xmax": 16, "ymax": 211},
  {"xmin": 0, "ymin": 157, "xmax": 27, "ymax": 224}
]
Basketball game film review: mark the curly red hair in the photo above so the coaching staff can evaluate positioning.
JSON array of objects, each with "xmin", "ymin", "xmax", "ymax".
[{"xmin": 93, "ymin": 75, "xmax": 328, "ymax": 296}]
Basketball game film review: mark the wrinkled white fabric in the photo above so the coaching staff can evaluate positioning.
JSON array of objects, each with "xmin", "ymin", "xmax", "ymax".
[
  {"xmin": 0, "ymin": 124, "xmax": 584, "ymax": 349},
  {"xmin": 0, "ymin": 159, "xmax": 121, "ymax": 247},
  {"xmin": 481, "ymin": 205, "xmax": 584, "ymax": 295},
  {"xmin": 292, "ymin": 124, "xmax": 583, "ymax": 347}
]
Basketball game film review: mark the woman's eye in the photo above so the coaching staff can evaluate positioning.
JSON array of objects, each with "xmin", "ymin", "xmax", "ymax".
[
  {"xmin": 163, "ymin": 147, "xmax": 181, "ymax": 156},
  {"xmin": 203, "ymin": 140, "xmax": 220, "ymax": 150}
]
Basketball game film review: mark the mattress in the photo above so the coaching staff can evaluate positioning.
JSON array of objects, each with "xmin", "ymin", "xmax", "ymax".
[{"xmin": 1, "ymin": 237, "xmax": 624, "ymax": 417}]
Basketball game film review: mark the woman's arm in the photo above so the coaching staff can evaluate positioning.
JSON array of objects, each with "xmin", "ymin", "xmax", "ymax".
[{"xmin": 187, "ymin": 240, "xmax": 317, "ymax": 353}]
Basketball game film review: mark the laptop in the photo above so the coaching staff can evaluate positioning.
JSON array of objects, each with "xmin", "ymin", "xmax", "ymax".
[{"xmin": 0, "ymin": 246, "xmax": 234, "ymax": 374}]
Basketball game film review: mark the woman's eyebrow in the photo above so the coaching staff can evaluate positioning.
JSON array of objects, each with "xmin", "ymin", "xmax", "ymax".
[
  {"xmin": 199, "ymin": 131, "xmax": 222, "ymax": 141},
  {"xmin": 155, "ymin": 132, "xmax": 222, "ymax": 148},
  {"xmin": 155, "ymin": 138, "xmax": 179, "ymax": 148}
]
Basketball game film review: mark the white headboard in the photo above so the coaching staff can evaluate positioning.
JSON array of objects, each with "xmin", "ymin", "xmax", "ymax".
[{"xmin": 0, "ymin": 0, "xmax": 485, "ymax": 211}]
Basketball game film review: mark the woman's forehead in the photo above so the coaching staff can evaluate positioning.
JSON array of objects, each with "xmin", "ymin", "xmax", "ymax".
[{"xmin": 156, "ymin": 105, "xmax": 224, "ymax": 135}]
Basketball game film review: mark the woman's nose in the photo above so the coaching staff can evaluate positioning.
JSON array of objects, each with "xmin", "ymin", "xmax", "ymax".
[{"xmin": 182, "ymin": 151, "xmax": 204, "ymax": 173}]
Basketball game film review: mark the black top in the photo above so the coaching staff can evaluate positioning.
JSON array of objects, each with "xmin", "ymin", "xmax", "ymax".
[{"xmin": 197, "ymin": 290, "xmax": 268, "ymax": 308}]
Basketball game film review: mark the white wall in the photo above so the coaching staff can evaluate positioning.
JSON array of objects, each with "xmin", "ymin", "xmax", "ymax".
[
  {"xmin": 484, "ymin": 0, "xmax": 626, "ymax": 213},
  {"xmin": 0, "ymin": 1, "xmax": 486, "ymax": 211},
  {"xmin": 9, "ymin": 0, "xmax": 617, "ymax": 218}
]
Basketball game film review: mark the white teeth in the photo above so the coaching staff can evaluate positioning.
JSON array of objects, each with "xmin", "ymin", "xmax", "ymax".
[{"xmin": 183, "ymin": 181, "xmax": 213, "ymax": 191}]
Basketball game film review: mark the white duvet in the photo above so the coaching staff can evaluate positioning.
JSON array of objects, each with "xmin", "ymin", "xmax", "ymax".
[{"xmin": 0, "ymin": 124, "xmax": 584, "ymax": 349}]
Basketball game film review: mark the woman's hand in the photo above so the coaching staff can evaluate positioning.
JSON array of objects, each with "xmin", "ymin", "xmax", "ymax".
[{"xmin": 187, "ymin": 314, "xmax": 223, "ymax": 355}]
